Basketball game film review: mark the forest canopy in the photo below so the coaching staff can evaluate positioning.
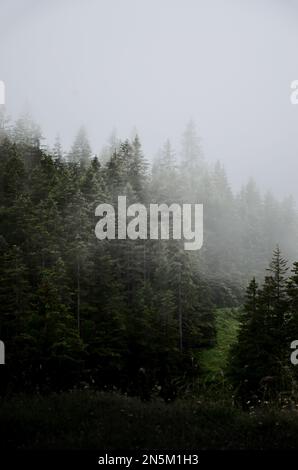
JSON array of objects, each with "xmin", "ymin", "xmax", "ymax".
[{"xmin": 0, "ymin": 112, "xmax": 298, "ymax": 399}]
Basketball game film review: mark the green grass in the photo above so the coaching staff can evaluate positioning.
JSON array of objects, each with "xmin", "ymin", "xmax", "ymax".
[
  {"xmin": 1, "ymin": 390, "xmax": 298, "ymax": 450},
  {"xmin": 199, "ymin": 308, "xmax": 240, "ymax": 382}
]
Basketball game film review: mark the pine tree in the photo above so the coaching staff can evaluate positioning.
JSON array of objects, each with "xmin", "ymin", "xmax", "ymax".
[
  {"xmin": 129, "ymin": 135, "xmax": 148, "ymax": 199},
  {"xmin": 33, "ymin": 258, "xmax": 84, "ymax": 389},
  {"xmin": 2, "ymin": 148, "xmax": 26, "ymax": 204},
  {"xmin": 180, "ymin": 120, "xmax": 206, "ymax": 202},
  {"xmin": 13, "ymin": 113, "xmax": 42, "ymax": 148},
  {"xmin": 286, "ymin": 261, "xmax": 298, "ymax": 369},
  {"xmin": 181, "ymin": 120, "xmax": 202, "ymax": 172},
  {"xmin": 151, "ymin": 139, "xmax": 180, "ymax": 202},
  {"xmin": 53, "ymin": 134, "xmax": 63, "ymax": 161},
  {"xmin": 69, "ymin": 126, "xmax": 92, "ymax": 166},
  {"xmin": 230, "ymin": 249, "xmax": 292, "ymax": 403},
  {"xmin": 229, "ymin": 278, "xmax": 268, "ymax": 402}
]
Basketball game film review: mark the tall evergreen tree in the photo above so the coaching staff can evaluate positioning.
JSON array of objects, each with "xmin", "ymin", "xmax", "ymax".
[
  {"xmin": 230, "ymin": 248, "xmax": 293, "ymax": 402},
  {"xmin": 69, "ymin": 126, "xmax": 92, "ymax": 166}
]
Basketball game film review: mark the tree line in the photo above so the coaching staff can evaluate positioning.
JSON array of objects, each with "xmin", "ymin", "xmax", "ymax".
[
  {"xmin": 229, "ymin": 247, "xmax": 298, "ymax": 404},
  {"xmin": 0, "ymin": 112, "xmax": 298, "ymax": 400}
]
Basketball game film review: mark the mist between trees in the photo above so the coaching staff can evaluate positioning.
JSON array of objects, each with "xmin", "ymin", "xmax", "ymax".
[{"xmin": 0, "ymin": 110, "xmax": 298, "ymax": 402}]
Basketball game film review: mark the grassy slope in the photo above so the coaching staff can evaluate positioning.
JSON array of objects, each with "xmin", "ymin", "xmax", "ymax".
[{"xmin": 199, "ymin": 308, "xmax": 240, "ymax": 382}]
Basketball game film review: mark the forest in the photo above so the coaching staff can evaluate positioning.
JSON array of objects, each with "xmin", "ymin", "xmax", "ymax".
[{"xmin": 1, "ymin": 112, "xmax": 298, "ymax": 448}]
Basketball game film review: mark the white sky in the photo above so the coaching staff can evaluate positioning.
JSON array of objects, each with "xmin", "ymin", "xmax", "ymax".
[{"xmin": 1, "ymin": 0, "xmax": 298, "ymax": 199}]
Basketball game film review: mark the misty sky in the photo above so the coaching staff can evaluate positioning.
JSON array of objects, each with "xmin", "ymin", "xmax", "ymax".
[{"xmin": 1, "ymin": 0, "xmax": 298, "ymax": 199}]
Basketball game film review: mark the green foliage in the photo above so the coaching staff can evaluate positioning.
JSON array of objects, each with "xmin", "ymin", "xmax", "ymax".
[
  {"xmin": 1, "ymin": 120, "xmax": 298, "ymax": 401},
  {"xmin": 229, "ymin": 248, "xmax": 298, "ymax": 403},
  {"xmin": 69, "ymin": 126, "xmax": 92, "ymax": 166},
  {"xmin": 199, "ymin": 308, "xmax": 240, "ymax": 381},
  {"xmin": 0, "ymin": 128, "xmax": 216, "ymax": 396}
]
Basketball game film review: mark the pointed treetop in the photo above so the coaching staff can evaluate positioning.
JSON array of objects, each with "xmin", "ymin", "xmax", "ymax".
[
  {"xmin": 70, "ymin": 126, "xmax": 92, "ymax": 165},
  {"xmin": 53, "ymin": 134, "xmax": 63, "ymax": 160},
  {"xmin": 181, "ymin": 119, "xmax": 203, "ymax": 168},
  {"xmin": 267, "ymin": 245, "xmax": 288, "ymax": 280}
]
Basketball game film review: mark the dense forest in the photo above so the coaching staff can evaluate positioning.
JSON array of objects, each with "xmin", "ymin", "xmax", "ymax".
[{"xmin": 1, "ymin": 111, "xmax": 298, "ymax": 404}]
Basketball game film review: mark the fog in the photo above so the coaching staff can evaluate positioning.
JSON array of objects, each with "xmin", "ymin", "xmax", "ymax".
[{"xmin": 1, "ymin": 0, "xmax": 298, "ymax": 199}]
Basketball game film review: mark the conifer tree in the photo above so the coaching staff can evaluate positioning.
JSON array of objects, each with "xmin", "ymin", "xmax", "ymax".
[
  {"xmin": 230, "ymin": 249, "xmax": 293, "ymax": 402},
  {"xmin": 69, "ymin": 126, "xmax": 92, "ymax": 166}
]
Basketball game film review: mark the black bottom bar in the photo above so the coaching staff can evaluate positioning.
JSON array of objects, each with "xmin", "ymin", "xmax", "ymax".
[{"xmin": 0, "ymin": 450, "xmax": 297, "ymax": 468}]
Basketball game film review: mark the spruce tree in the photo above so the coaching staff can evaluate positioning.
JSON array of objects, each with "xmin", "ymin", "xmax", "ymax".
[{"xmin": 69, "ymin": 126, "xmax": 92, "ymax": 166}]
